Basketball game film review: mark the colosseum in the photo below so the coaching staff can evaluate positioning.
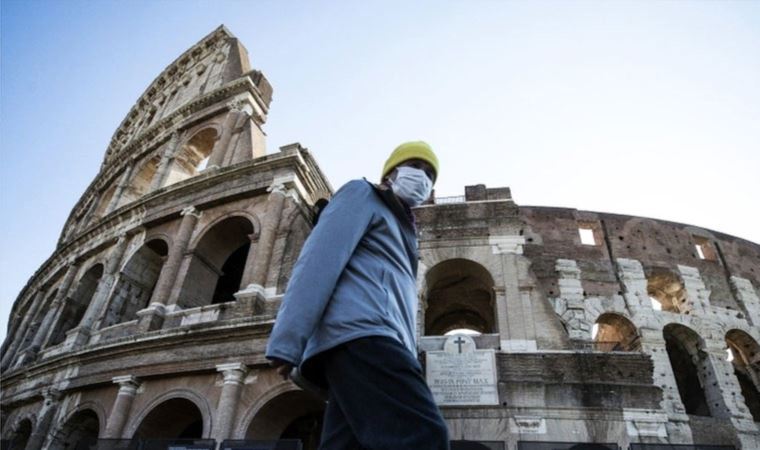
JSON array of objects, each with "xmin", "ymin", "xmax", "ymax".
[{"xmin": 2, "ymin": 26, "xmax": 759, "ymax": 450}]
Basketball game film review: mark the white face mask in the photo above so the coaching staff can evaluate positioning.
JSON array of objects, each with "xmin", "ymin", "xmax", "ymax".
[{"xmin": 390, "ymin": 166, "xmax": 433, "ymax": 207}]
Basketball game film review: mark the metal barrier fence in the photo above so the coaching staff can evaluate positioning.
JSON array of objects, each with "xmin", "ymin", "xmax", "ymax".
[
  {"xmin": 517, "ymin": 442, "xmax": 619, "ymax": 450},
  {"xmin": 451, "ymin": 441, "xmax": 505, "ymax": 450},
  {"xmin": 75, "ymin": 440, "xmax": 215, "ymax": 450},
  {"xmin": 220, "ymin": 440, "xmax": 303, "ymax": 450},
  {"xmin": 630, "ymin": 445, "xmax": 736, "ymax": 450}
]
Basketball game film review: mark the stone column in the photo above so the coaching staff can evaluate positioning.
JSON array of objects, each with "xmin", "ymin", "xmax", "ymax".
[
  {"xmin": 212, "ymin": 363, "xmax": 248, "ymax": 442},
  {"xmin": 149, "ymin": 132, "xmax": 181, "ymax": 191},
  {"xmin": 488, "ymin": 236, "xmax": 533, "ymax": 351},
  {"xmin": 17, "ymin": 263, "xmax": 79, "ymax": 364},
  {"xmin": 25, "ymin": 388, "xmax": 61, "ymax": 450},
  {"xmin": 248, "ymin": 184, "xmax": 287, "ymax": 290},
  {"xmin": 206, "ymin": 107, "xmax": 244, "ymax": 169},
  {"xmin": 0, "ymin": 289, "xmax": 45, "ymax": 371},
  {"xmin": 104, "ymin": 163, "xmax": 136, "ymax": 215},
  {"xmin": 638, "ymin": 327, "xmax": 693, "ymax": 442},
  {"xmin": 233, "ymin": 184, "xmax": 287, "ymax": 314},
  {"xmin": 238, "ymin": 233, "xmax": 259, "ymax": 289},
  {"xmin": 103, "ymin": 376, "xmax": 141, "ymax": 439},
  {"xmin": 70, "ymin": 235, "xmax": 131, "ymax": 346},
  {"xmin": 554, "ymin": 259, "xmax": 590, "ymax": 341},
  {"xmin": 137, "ymin": 206, "xmax": 201, "ymax": 331},
  {"xmin": 731, "ymin": 276, "xmax": 760, "ymax": 326}
]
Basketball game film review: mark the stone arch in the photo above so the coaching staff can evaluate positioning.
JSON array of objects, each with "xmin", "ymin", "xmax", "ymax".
[
  {"xmin": 424, "ymin": 258, "xmax": 496, "ymax": 336},
  {"xmin": 127, "ymin": 389, "xmax": 212, "ymax": 440},
  {"xmin": 120, "ymin": 155, "xmax": 162, "ymax": 206},
  {"xmin": 163, "ymin": 127, "xmax": 220, "ymax": 187},
  {"xmin": 5, "ymin": 415, "xmax": 34, "ymax": 449},
  {"xmin": 663, "ymin": 323, "xmax": 713, "ymax": 416},
  {"xmin": 646, "ymin": 267, "xmax": 687, "ymax": 313},
  {"xmin": 592, "ymin": 312, "xmax": 641, "ymax": 352},
  {"xmin": 48, "ymin": 263, "xmax": 105, "ymax": 347},
  {"xmin": 726, "ymin": 329, "xmax": 760, "ymax": 421},
  {"xmin": 48, "ymin": 404, "xmax": 104, "ymax": 450},
  {"xmin": 177, "ymin": 215, "xmax": 255, "ymax": 308},
  {"xmin": 243, "ymin": 384, "xmax": 325, "ymax": 450},
  {"xmin": 100, "ymin": 238, "xmax": 170, "ymax": 328},
  {"xmin": 92, "ymin": 183, "xmax": 118, "ymax": 219}
]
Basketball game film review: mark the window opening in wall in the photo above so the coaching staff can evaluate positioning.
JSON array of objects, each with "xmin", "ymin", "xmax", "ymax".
[
  {"xmin": 593, "ymin": 313, "xmax": 640, "ymax": 352},
  {"xmin": 195, "ymin": 155, "xmax": 210, "ymax": 172},
  {"xmin": 212, "ymin": 242, "xmax": 250, "ymax": 304},
  {"xmin": 726, "ymin": 329, "xmax": 760, "ymax": 422},
  {"xmin": 101, "ymin": 239, "xmax": 169, "ymax": 329},
  {"xmin": 424, "ymin": 259, "xmax": 496, "ymax": 336},
  {"xmin": 177, "ymin": 216, "xmax": 254, "ymax": 309},
  {"xmin": 693, "ymin": 236, "xmax": 717, "ymax": 261},
  {"xmin": 663, "ymin": 324, "xmax": 711, "ymax": 417},
  {"xmin": 48, "ymin": 264, "xmax": 104, "ymax": 347},
  {"xmin": 727, "ymin": 347, "xmax": 735, "ymax": 362},
  {"xmin": 646, "ymin": 269, "xmax": 686, "ymax": 313},
  {"xmin": 8, "ymin": 419, "xmax": 32, "ymax": 450},
  {"xmin": 163, "ymin": 128, "xmax": 218, "ymax": 187},
  {"xmin": 579, "ymin": 227, "xmax": 596, "ymax": 246}
]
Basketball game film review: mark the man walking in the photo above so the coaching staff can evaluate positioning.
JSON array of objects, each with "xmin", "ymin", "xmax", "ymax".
[{"xmin": 266, "ymin": 141, "xmax": 449, "ymax": 449}]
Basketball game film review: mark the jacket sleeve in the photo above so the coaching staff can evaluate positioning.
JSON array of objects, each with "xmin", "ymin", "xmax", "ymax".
[{"xmin": 265, "ymin": 180, "xmax": 375, "ymax": 365}]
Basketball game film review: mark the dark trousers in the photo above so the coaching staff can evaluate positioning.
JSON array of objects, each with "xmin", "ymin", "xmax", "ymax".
[{"xmin": 317, "ymin": 336, "xmax": 450, "ymax": 450}]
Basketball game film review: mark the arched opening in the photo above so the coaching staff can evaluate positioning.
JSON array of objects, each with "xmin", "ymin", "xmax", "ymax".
[
  {"xmin": 101, "ymin": 239, "xmax": 169, "ymax": 328},
  {"xmin": 93, "ymin": 184, "xmax": 118, "ymax": 218},
  {"xmin": 647, "ymin": 268, "xmax": 686, "ymax": 313},
  {"xmin": 424, "ymin": 259, "xmax": 495, "ymax": 336},
  {"xmin": 663, "ymin": 324, "xmax": 710, "ymax": 416},
  {"xmin": 8, "ymin": 418, "xmax": 32, "ymax": 450},
  {"xmin": 163, "ymin": 128, "xmax": 218, "ymax": 187},
  {"xmin": 246, "ymin": 390, "xmax": 325, "ymax": 450},
  {"xmin": 120, "ymin": 156, "xmax": 161, "ymax": 206},
  {"xmin": 592, "ymin": 313, "xmax": 640, "ymax": 352},
  {"xmin": 177, "ymin": 217, "xmax": 253, "ymax": 308},
  {"xmin": 17, "ymin": 289, "xmax": 56, "ymax": 352},
  {"xmin": 134, "ymin": 398, "xmax": 204, "ymax": 440},
  {"xmin": 48, "ymin": 264, "xmax": 104, "ymax": 347},
  {"xmin": 48, "ymin": 409, "xmax": 99, "ymax": 450},
  {"xmin": 726, "ymin": 329, "xmax": 760, "ymax": 422}
]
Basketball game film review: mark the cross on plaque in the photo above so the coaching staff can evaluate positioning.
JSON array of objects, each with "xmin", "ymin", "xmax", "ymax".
[{"xmin": 454, "ymin": 336, "xmax": 466, "ymax": 353}]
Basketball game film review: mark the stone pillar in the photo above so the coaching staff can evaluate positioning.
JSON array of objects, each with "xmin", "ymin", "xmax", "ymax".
[
  {"xmin": 104, "ymin": 163, "xmax": 136, "ymax": 215},
  {"xmin": 488, "ymin": 236, "xmax": 533, "ymax": 351},
  {"xmin": 238, "ymin": 233, "xmax": 259, "ymax": 289},
  {"xmin": 246, "ymin": 184, "xmax": 287, "ymax": 290},
  {"xmin": 616, "ymin": 258, "xmax": 653, "ymax": 313},
  {"xmin": 137, "ymin": 206, "xmax": 201, "ymax": 331},
  {"xmin": 16, "ymin": 263, "xmax": 79, "ymax": 364},
  {"xmin": 233, "ymin": 184, "xmax": 287, "ymax": 314},
  {"xmin": 731, "ymin": 276, "xmax": 760, "ymax": 325},
  {"xmin": 103, "ymin": 376, "xmax": 141, "ymax": 439},
  {"xmin": 206, "ymin": 107, "xmax": 244, "ymax": 169},
  {"xmin": 637, "ymin": 327, "xmax": 695, "ymax": 442},
  {"xmin": 69, "ymin": 235, "xmax": 131, "ymax": 346},
  {"xmin": 25, "ymin": 388, "xmax": 61, "ymax": 450},
  {"xmin": 0, "ymin": 289, "xmax": 45, "ymax": 371},
  {"xmin": 678, "ymin": 265, "xmax": 711, "ymax": 315},
  {"xmin": 553, "ymin": 259, "xmax": 591, "ymax": 341},
  {"xmin": 703, "ymin": 342, "xmax": 756, "ymax": 423},
  {"xmin": 212, "ymin": 363, "xmax": 248, "ymax": 442},
  {"xmin": 149, "ymin": 132, "xmax": 181, "ymax": 191}
]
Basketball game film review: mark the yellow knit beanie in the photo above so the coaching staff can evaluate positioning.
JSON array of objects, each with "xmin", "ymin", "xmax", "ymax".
[{"xmin": 381, "ymin": 141, "xmax": 439, "ymax": 182}]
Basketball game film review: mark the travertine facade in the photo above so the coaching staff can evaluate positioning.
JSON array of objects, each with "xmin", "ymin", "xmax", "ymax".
[{"xmin": 2, "ymin": 26, "xmax": 759, "ymax": 450}]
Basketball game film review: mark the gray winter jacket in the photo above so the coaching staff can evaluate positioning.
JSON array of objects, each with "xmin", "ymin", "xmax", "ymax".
[{"xmin": 265, "ymin": 179, "xmax": 419, "ymax": 371}]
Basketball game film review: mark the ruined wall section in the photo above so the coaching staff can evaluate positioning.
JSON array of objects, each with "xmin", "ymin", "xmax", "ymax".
[{"xmin": 520, "ymin": 206, "xmax": 760, "ymax": 321}]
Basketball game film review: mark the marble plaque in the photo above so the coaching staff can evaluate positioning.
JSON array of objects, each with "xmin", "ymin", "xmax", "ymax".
[{"xmin": 426, "ymin": 335, "xmax": 499, "ymax": 406}]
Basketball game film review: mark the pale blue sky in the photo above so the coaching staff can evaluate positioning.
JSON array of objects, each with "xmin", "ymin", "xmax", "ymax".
[{"xmin": 2, "ymin": 0, "xmax": 759, "ymax": 342}]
